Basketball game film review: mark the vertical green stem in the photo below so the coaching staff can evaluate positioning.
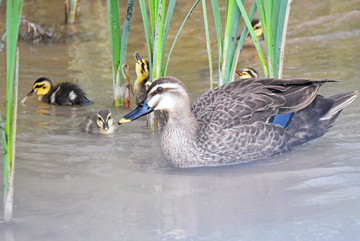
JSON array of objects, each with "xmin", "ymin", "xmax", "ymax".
[
  {"xmin": 221, "ymin": 0, "xmax": 241, "ymax": 85},
  {"xmin": 201, "ymin": 0, "xmax": 214, "ymax": 88}
]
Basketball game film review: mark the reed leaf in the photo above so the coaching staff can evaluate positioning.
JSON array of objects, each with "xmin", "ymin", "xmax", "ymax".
[
  {"xmin": 3, "ymin": 0, "xmax": 23, "ymax": 222},
  {"xmin": 139, "ymin": 0, "xmax": 153, "ymax": 69},
  {"xmin": 220, "ymin": 0, "xmax": 241, "ymax": 85},
  {"xmin": 210, "ymin": 0, "xmax": 223, "ymax": 78},
  {"xmin": 120, "ymin": 0, "xmax": 135, "ymax": 73},
  {"xmin": 161, "ymin": 0, "xmax": 176, "ymax": 67},
  {"xmin": 201, "ymin": 0, "xmax": 214, "ymax": 88},
  {"xmin": 277, "ymin": 0, "xmax": 292, "ymax": 78}
]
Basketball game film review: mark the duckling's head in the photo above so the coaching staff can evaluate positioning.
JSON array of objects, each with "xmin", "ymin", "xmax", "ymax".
[
  {"xmin": 96, "ymin": 109, "xmax": 113, "ymax": 131},
  {"xmin": 27, "ymin": 77, "xmax": 53, "ymax": 97},
  {"xmin": 119, "ymin": 77, "xmax": 190, "ymax": 124},
  {"xmin": 235, "ymin": 68, "xmax": 259, "ymax": 79},
  {"xmin": 134, "ymin": 52, "xmax": 150, "ymax": 92},
  {"xmin": 252, "ymin": 19, "xmax": 263, "ymax": 39}
]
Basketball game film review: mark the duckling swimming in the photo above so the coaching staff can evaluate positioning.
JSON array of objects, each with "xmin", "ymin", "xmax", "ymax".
[
  {"xmin": 119, "ymin": 76, "xmax": 357, "ymax": 168},
  {"xmin": 24, "ymin": 77, "xmax": 93, "ymax": 106},
  {"xmin": 81, "ymin": 109, "xmax": 115, "ymax": 134}
]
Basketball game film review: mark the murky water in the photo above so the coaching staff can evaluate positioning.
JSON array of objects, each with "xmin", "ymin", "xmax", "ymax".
[{"xmin": 1, "ymin": 0, "xmax": 360, "ymax": 240}]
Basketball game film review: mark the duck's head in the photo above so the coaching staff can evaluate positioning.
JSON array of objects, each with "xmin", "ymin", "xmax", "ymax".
[
  {"xmin": 96, "ymin": 109, "xmax": 113, "ymax": 131},
  {"xmin": 26, "ymin": 77, "xmax": 53, "ymax": 97},
  {"xmin": 119, "ymin": 77, "xmax": 190, "ymax": 124},
  {"xmin": 134, "ymin": 52, "xmax": 150, "ymax": 91},
  {"xmin": 235, "ymin": 68, "xmax": 259, "ymax": 79}
]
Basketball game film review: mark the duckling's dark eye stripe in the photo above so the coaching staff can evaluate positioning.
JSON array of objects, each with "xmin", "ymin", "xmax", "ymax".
[
  {"xmin": 141, "ymin": 61, "xmax": 147, "ymax": 73},
  {"xmin": 34, "ymin": 84, "xmax": 45, "ymax": 89},
  {"xmin": 106, "ymin": 113, "xmax": 112, "ymax": 121},
  {"xmin": 97, "ymin": 114, "xmax": 104, "ymax": 121}
]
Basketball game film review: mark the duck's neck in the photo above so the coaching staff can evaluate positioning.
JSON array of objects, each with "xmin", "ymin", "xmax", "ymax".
[{"xmin": 161, "ymin": 109, "xmax": 200, "ymax": 167}]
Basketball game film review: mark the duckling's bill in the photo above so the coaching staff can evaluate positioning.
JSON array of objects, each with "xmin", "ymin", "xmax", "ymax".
[{"xmin": 119, "ymin": 100, "xmax": 154, "ymax": 124}]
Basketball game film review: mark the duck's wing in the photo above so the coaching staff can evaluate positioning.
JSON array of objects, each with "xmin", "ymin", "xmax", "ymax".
[{"xmin": 192, "ymin": 78, "xmax": 336, "ymax": 129}]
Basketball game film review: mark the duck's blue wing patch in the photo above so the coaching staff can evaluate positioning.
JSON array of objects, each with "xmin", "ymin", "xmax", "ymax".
[{"xmin": 269, "ymin": 113, "xmax": 294, "ymax": 128}]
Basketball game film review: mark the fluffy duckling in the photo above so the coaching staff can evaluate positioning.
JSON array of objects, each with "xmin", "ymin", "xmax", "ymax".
[
  {"xmin": 235, "ymin": 68, "xmax": 259, "ymax": 79},
  {"xmin": 249, "ymin": 19, "xmax": 264, "ymax": 40},
  {"xmin": 133, "ymin": 52, "xmax": 150, "ymax": 105},
  {"xmin": 119, "ymin": 76, "xmax": 357, "ymax": 168},
  {"xmin": 24, "ymin": 77, "xmax": 93, "ymax": 106},
  {"xmin": 81, "ymin": 109, "xmax": 115, "ymax": 134},
  {"xmin": 133, "ymin": 52, "xmax": 168, "ymax": 128}
]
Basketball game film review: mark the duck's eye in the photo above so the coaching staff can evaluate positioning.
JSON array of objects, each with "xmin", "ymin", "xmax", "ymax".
[
  {"xmin": 42, "ymin": 87, "xmax": 46, "ymax": 89},
  {"xmin": 98, "ymin": 117, "xmax": 102, "ymax": 121},
  {"xmin": 157, "ymin": 87, "xmax": 163, "ymax": 93}
]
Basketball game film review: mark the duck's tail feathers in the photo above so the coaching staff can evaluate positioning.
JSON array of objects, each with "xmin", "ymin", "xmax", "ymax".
[
  {"xmin": 320, "ymin": 91, "xmax": 358, "ymax": 122},
  {"xmin": 286, "ymin": 91, "xmax": 358, "ymax": 147}
]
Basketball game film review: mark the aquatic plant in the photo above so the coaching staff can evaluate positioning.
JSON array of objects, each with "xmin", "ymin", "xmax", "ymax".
[
  {"xmin": 202, "ymin": 0, "xmax": 292, "ymax": 86},
  {"xmin": 65, "ymin": 0, "xmax": 81, "ymax": 23},
  {"xmin": 0, "ymin": 0, "xmax": 23, "ymax": 223},
  {"xmin": 107, "ymin": 0, "xmax": 135, "ymax": 107},
  {"xmin": 139, "ymin": 0, "xmax": 200, "ymax": 129}
]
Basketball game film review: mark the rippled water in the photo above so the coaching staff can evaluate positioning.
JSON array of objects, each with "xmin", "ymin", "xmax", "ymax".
[{"xmin": 1, "ymin": 0, "xmax": 360, "ymax": 240}]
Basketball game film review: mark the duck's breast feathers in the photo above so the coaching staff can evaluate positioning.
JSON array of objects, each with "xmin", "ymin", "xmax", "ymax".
[
  {"xmin": 192, "ymin": 77, "xmax": 337, "ymax": 128},
  {"xmin": 48, "ymin": 82, "xmax": 93, "ymax": 106}
]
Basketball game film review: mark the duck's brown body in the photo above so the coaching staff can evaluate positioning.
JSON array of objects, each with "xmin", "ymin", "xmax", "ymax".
[{"xmin": 120, "ymin": 77, "xmax": 357, "ymax": 167}]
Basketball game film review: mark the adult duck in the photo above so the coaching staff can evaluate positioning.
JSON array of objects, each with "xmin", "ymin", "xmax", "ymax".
[{"xmin": 119, "ymin": 76, "xmax": 357, "ymax": 168}]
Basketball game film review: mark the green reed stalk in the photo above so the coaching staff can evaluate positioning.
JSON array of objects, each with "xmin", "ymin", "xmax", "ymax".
[
  {"xmin": 107, "ymin": 0, "xmax": 135, "ymax": 106},
  {"xmin": 255, "ymin": 0, "xmax": 290, "ymax": 77},
  {"xmin": 201, "ymin": 0, "xmax": 214, "ymax": 88},
  {"xmin": 220, "ymin": 0, "xmax": 241, "ymax": 85},
  {"xmin": 2, "ymin": 0, "xmax": 23, "ymax": 223}
]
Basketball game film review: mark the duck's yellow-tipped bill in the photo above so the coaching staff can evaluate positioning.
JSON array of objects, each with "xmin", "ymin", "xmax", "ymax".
[
  {"xmin": 118, "ymin": 100, "xmax": 154, "ymax": 125},
  {"xmin": 119, "ymin": 118, "xmax": 132, "ymax": 124}
]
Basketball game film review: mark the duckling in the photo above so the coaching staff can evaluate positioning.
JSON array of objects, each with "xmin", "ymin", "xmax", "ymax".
[
  {"xmin": 24, "ymin": 77, "xmax": 93, "ymax": 106},
  {"xmin": 235, "ymin": 68, "xmax": 259, "ymax": 79},
  {"xmin": 237, "ymin": 18, "xmax": 264, "ymax": 41},
  {"xmin": 119, "ymin": 76, "xmax": 357, "ymax": 168},
  {"xmin": 249, "ymin": 19, "xmax": 264, "ymax": 40},
  {"xmin": 81, "ymin": 109, "xmax": 115, "ymax": 134},
  {"xmin": 134, "ymin": 52, "xmax": 150, "ymax": 105},
  {"xmin": 133, "ymin": 51, "xmax": 168, "ymax": 128}
]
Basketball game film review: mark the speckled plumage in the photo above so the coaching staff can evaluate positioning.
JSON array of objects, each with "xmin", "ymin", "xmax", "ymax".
[{"xmin": 120, "ymin": 76, "xmax": 357, "ymax": 167}]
